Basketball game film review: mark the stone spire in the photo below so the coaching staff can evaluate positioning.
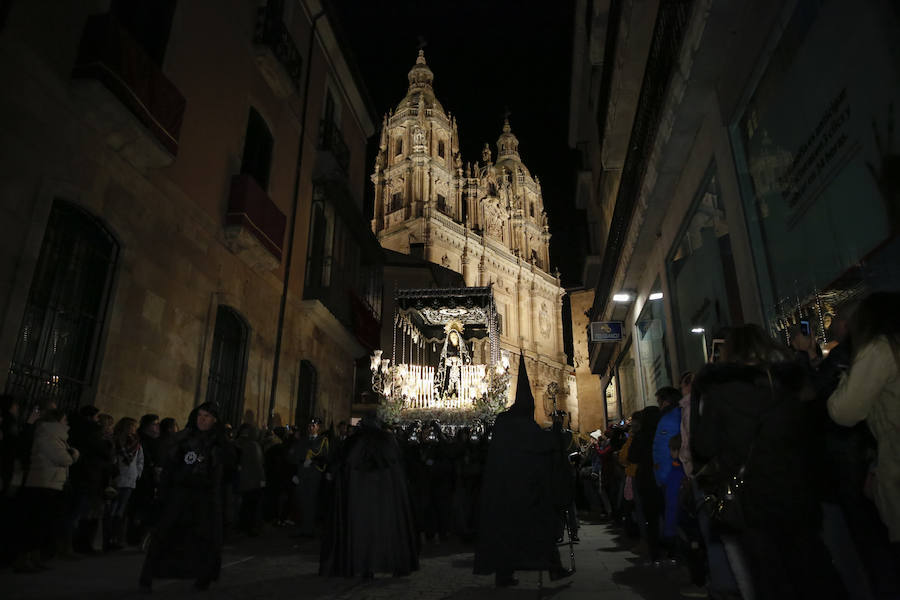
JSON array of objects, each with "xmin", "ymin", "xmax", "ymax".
[
  {"xmin": 407, "ymin": 49, "xmax": 434, "ymax": 92},
  {"xmin": 497, "ymin": 117, "xmax": 520, "ymax": 160}
]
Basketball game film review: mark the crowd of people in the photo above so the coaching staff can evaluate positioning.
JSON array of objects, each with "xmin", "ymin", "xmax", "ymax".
[
  {"xmin": 0, "ymin": 290, "xmax": 897, "ymax": 599},
  {"xmin": 579, "ymin": 291, "xmax": 900, "ymax": 599}
]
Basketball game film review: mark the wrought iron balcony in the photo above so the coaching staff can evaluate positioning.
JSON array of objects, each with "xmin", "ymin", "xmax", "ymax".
[
  {"xmin": 253, "ymin": 1, "xmax": 303, "ymax": 97},
  {"xmin": 224, "ymin": 174, "xmax": 287, "ymax": 271},
  {"xmin": 71, "ymin": 13, "xmax": 186, "ymax": 168},
  {"xmin": 318, "ymin": 119, "xmax": 350, "ymax": 173}
]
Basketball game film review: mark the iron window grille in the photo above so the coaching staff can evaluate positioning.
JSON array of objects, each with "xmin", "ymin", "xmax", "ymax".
[{"xmin": 5, "ymin": 200, "xmax": 119, "ymax": 415}]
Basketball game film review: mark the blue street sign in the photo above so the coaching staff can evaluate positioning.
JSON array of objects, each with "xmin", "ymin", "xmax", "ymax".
[{"xmin": 590, "ymin": 321, "xmax": 624, "ymax": 342}]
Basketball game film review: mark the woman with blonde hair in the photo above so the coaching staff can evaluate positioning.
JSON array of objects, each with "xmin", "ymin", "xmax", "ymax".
[{"xmin": 105, "ymin": 417, "xmax": 142, "ymax": 550}]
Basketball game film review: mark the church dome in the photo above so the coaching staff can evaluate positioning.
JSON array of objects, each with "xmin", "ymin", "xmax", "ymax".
[{"xmin": 395, "ymin": 50, "xmax": 445, "ymax": 115}]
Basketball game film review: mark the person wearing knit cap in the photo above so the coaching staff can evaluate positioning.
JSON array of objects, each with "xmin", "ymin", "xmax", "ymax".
[
  {"xmin": 139, "ymin": 401, "xmax": 225, "ymax": 592},
  {"xmin": 474, "ymin": 353, "xmax": 574, "ymax": 586}
]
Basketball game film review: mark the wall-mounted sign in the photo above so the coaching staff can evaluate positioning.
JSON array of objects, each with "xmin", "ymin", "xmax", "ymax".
[{"xmin": 590, "ymin": 321, "xmax": 624, "ymax": 343}]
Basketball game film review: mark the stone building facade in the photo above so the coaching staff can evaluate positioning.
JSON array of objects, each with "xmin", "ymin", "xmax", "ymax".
[
  {"xmin": 371, "ymin": 51, "xmax": 574, "ymax": 422},
  {"xmin": 0, "ymin": 0, "xmax": 379, "ymax": 428},
  {"xmin": 569, "ymin": 0, "xmax": 900, "ymax": 423}
]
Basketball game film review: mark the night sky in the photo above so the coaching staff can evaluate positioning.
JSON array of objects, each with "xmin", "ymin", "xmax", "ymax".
[{"xmin": 332, "ymin": 0, "xmax": 585, "ymax": 287}]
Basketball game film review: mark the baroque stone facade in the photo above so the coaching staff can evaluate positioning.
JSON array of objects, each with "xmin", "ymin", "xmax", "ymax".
[{"xmin": 371, "ymin": 51, "xmax": 574, "ymax": 421}]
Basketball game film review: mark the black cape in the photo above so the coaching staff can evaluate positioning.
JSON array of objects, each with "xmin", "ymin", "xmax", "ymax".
[
  {"xmin": 319, "ymin": 422, "xmax": 419, "ymax": 577},
  {"xmin": 473, "ymin": 355, "xmax": 561, "ymax": 574},
  {"xmin": 140, "ymin": 428, "xmax": 224, "ymax": 583}
]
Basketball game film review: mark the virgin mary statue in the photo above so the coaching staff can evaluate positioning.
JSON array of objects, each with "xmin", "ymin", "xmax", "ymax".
[{"xmin": 434, "ymin": 320, "xmax": 471, "ymax": 401}]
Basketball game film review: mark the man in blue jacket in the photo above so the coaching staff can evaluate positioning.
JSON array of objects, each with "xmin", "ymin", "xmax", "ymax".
[{"xmin": 652, "ymin": 387, "xmax": 682, "ymax": 487}]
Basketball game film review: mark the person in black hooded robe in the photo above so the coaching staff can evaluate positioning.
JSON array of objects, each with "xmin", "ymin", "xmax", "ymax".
[
  {"xmin": 319, "ymin": 415, "xmax": 419, "ymax": 577},
  {"xmin": 474, "ymin": 354, "xmax": 573, "ymax": 587},
  {"xmin": 139, "ymin": 402, "xmax": 225, "ymax": 592}
]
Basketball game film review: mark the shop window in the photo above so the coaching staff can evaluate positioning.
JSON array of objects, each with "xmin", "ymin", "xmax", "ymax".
[
  {"xmin": 241, "ymin": 107, "xmax": 274, "ymax": 189},
  {"xmin": 206, "ymin": 305, "xmax": 249, "ymax": 428},
  {"xmin": 5, "ymin": 200, "xmax": 119, "ymax": 414},
  {"xmin": 605, "ymin": 377, "xmax": 620, "ymax": 424},
  {"xmin": 731, "ymin": 0, "xmax": 899, "ymax": 326},
  {"xmin": 636, "ymin": 277, "xmax": 672, "ymax": 403},
  {"xmin": 296, "ymin": 359, "xmax": 317, "ymax": 426},
  {"xmin": 668, "ymin": 169, "xmax": 742, "ymax": 374}
]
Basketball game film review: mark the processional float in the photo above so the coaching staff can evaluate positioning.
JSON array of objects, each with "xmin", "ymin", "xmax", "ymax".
[{"xmin": 370, "ymin": 287, "xmax": 510, "ymax": 426}]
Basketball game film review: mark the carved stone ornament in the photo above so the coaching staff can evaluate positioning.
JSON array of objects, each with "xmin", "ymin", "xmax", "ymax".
[
  {"xmin": 413, "ymin": 126, "xmax": 426, "ymax": 149},
  {"xmin": 539, "ymin": 303, "xmax": 551, "ymax": 337}
]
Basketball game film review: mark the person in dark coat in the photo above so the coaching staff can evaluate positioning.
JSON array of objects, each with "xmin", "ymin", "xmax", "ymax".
[
  {"xmin": 474, "ymin": 354, "xmax": 573, "ymax": 587},
  {"xmin": 139, "ymin": 402, "xmax": 226, "ymax": 592},
  {"xmin": 691, "ymin": 324, "xmax": 845, "ymax": 600},
  {"xmin": 288, "ymin": 417, "xmax": 329, "ymax": 536},
  {"xmin": 319, "ymin": 415, "xmax": 419, "ymax": 577},
  {"xmin": 628, "ymin": 405, "xmax": 664, "ymax": 563},
  {"xmin": 128, "ymin": 414, "xmax": 161, "ymax": 545},
  {"xmin": 67, "ymin": 404, "xmax": 115, "ymax": 554},
  {"xmin": 235, "ymin": 423, "xmax": 265, "ymax": 536}
]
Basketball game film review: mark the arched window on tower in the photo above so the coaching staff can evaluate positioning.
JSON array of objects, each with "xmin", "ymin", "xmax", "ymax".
[
  {"xmin": 5, "ymin": 200, "xmax": 119, "ymax": 414},
  {"xmin": 530, "ymin": 202, "xmax": 535, "ymax": 217},
  {"xmin": 206, "ymin": 306, "xmax": 250, "ymax": 428},
  {"xmin": 438, "ymin": 139, "xmax": 445, "ymax": 158},
  {"xmin": 394, "ymin": 138, "xmax": 403, "ymax": 156}
]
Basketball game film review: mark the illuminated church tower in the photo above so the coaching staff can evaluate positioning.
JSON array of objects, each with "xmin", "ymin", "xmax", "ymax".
[{"xmin": 371, "ymin": 51, "xmax": 575, "ymax": 421}]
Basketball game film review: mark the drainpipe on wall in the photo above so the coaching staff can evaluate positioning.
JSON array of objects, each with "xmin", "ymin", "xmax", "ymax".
[{"xmin": 268, "ymin": 6, "xmax": 325, "ymax": 429}]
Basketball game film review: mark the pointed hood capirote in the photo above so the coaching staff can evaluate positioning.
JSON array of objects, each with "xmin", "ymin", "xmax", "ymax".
[{"xmin": 509, "ymin": 353, "xmax": 535, "ymax": 417}]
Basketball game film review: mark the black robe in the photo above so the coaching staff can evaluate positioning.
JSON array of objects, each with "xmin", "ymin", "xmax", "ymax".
[
  {"xmin": 140, "ymin": 428, "xmax": 224, "ymax": 584},
  {"xmin": 319, "ymin": 424, "xmax": 419, "ymax": 577},
  {"xmin": 473, "ymin": 408, "xmax": 561, "ymax": 574}
]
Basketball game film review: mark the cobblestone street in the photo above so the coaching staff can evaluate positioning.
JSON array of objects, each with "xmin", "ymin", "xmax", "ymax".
[{"xmin": 2, "ymin": 517, "xmax": 686, "ymax": 600}]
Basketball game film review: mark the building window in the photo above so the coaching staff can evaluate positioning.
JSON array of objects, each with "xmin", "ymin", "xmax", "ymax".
[
  {"xmin": 388, "ymin": 192, "xmax": 403, "ymax": 213},
  {"xmin": 436, "ymin": 194, "xmax": 448, "ymax": 215},
  {"xmin": 206, "ymin": 306, "xmax": 249, "ymax": 428},
  {"xmin": 110, "ymin": 0, "xmax": 177, "ymax": 65},
  {"xmin": 296, "ymin": 360, "xmax": 317, "ymax": 426},
  {"xmin": 241, "ymin": 107, "xmax": 274, "ymax": 190},
  {"xmin": 530, "ymin": 202, "xmax": 535, "ymax": 217},
  {"xmin": 394, "ymin": 138, "xmax": 403, "ymax": 156},
  {"xmin": 305, "ymin": 200, "xmax": 334, "ymax": 290},
  {"xmin": 5, "ymin": 200, "xmax": 119, "ymax": 414},
  {"xmin": 438, "ymin": 139, "xmax": 445, "ymax": 158}
]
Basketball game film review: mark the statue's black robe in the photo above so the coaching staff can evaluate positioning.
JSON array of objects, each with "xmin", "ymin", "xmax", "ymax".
[{"xmin": 319, "ymin": 423, "xmax": 419, "ymax": 577}]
